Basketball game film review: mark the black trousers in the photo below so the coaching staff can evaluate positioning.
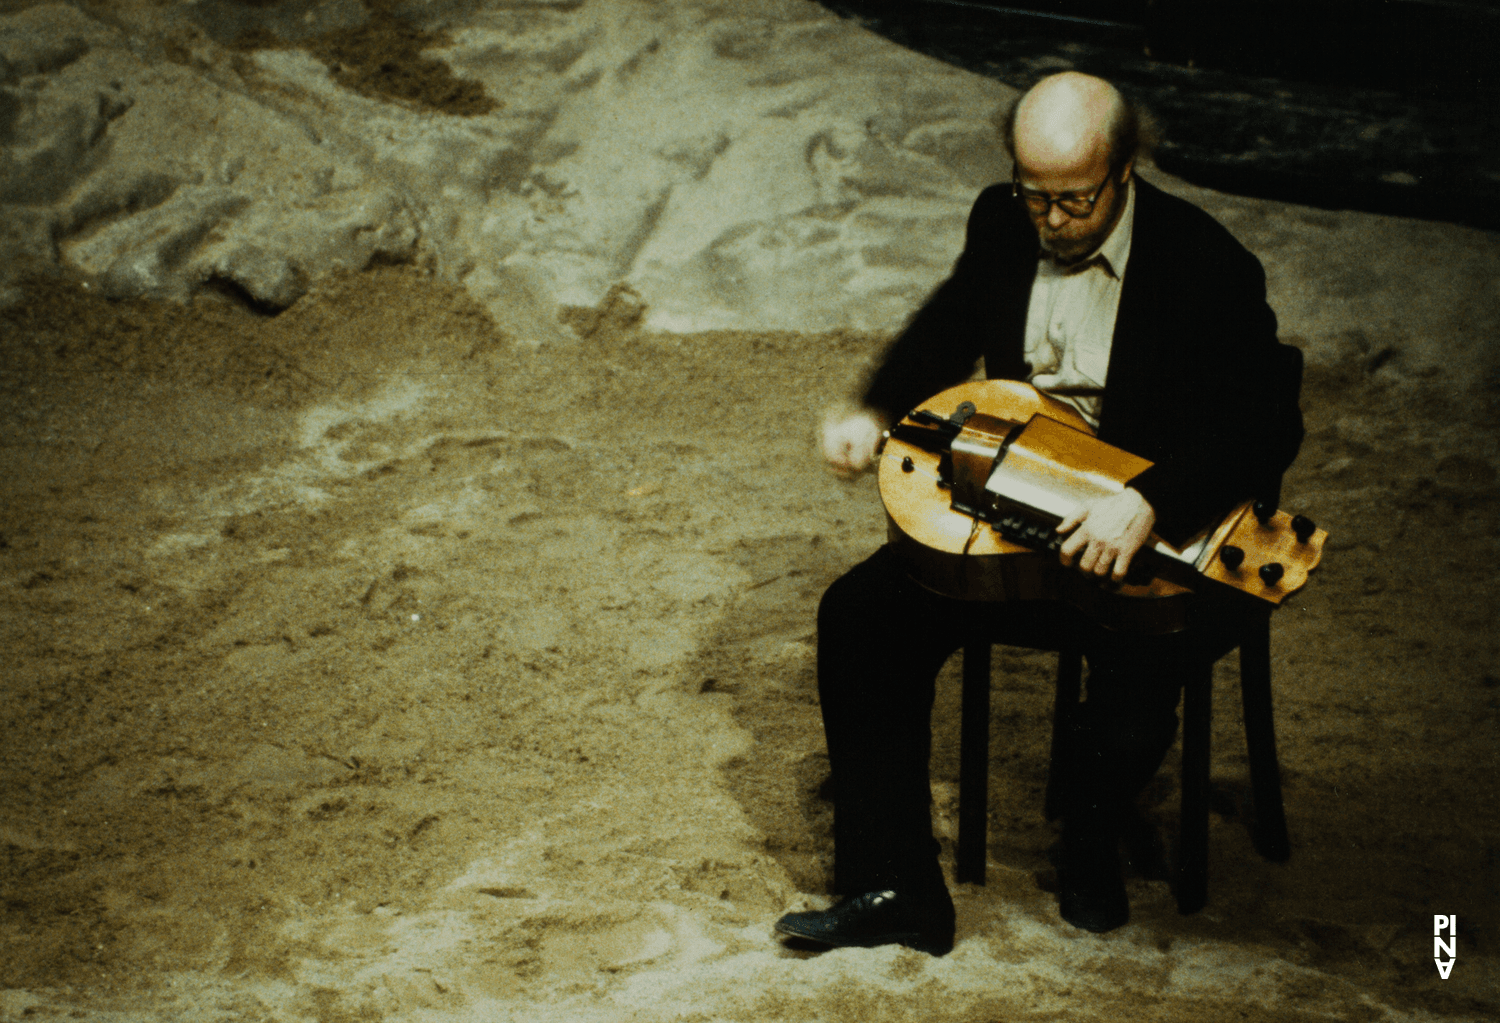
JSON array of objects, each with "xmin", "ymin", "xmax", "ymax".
[{"xmin": 817, "ymin": 544, "xmax": 1232, "ymax": 895}]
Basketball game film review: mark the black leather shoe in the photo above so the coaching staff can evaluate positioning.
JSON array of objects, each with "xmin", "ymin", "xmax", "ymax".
[
  {"xmin": 1057, "ymin": 832, "xmax": 1129, "ymax": 933},
  {"xmin": 775, "ymin": 889, "xmax": 955, "ymax": 956}
]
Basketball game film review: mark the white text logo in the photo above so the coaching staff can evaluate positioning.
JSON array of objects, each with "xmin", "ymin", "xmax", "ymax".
[{"xmin": 1434, "ymin": 915, "xmax": 1457, "ymax": 979}]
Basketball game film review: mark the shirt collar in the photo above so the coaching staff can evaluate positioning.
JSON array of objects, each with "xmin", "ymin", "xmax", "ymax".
[{"xmin": 1094, "ymin": 176, "xmax": 1135, "ymax": 279}]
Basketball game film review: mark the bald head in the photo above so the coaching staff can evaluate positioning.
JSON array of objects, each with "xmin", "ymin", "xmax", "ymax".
[
  {"xmin": 1000, "ymin": 72, "xmax": 1141, "ymax": 175},
  {"xmin": 1012, "ymin": 73, "xmax": 1123, "ymax": 173}
]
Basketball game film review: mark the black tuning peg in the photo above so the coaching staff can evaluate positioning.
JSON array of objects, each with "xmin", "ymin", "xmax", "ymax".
[
  {"xmin": 1253, "ymin": 500, "xmax": 1274, "ymax": 526},
  {"xmin": 901, "ymin": 456, "xmax": 915, "ymax": 473},
  {"xmin": 1291, "ymin": 514, "xmax": 1316, "ymax": 543},
  {"xmin": 1259, "ymin": 562, "xmax": 1285, "ymax": 586},
  {"xmin": 1218, "ymin": 545, "xmax": 1245, "ymax": 571},
  {"xmin": 950, "ymin": 400, "xmax": 977, "ymax": 428}
]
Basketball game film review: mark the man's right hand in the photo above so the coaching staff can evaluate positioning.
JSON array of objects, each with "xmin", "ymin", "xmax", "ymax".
[{"xmin": 820, "ymin": 407, "xmax": 885, "ymax": 478}]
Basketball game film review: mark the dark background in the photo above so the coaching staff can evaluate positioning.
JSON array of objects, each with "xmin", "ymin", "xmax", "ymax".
[{"xmin": 820, "ymin": 0, "xmax": 1500, "ymax": 230}]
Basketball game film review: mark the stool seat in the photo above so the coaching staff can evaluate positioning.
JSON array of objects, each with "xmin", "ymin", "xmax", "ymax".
[{"xmin": 956, "ymin": 609, "xmax": 1290, "ymax": 913}]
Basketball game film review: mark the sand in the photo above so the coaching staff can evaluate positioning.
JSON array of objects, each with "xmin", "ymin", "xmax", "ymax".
[
  {"xmin": 2, "ymin": 255, "xmax": 1497, "ymax": 1020},
  {"xmin": 1, "ymin": 1, "xmax": 1498, "ymax": 1021}
]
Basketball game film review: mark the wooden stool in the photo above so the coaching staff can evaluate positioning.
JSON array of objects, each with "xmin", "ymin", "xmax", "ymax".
[{"xmin": 955, "ymin": 610, "xmax": 1291, "ymax": 913}]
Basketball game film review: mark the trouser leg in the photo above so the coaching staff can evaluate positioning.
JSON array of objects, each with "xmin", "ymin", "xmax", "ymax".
[
  {"xmin": 1063, "ymin": 631, "xmax": 1194, "ymax": 832},
  {"xmin": 817, "ymin": 546, "xmax": 1074, "ymax": 894},
  {"xmin": 1066, "ymin": 599, "xmax": 1248, "ymax": 826},
  {"xmin": 817, "ymin": 546, "xmax": 965, "ymax": 894}
]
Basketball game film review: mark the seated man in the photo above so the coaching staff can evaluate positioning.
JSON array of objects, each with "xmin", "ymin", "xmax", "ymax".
[{"xmin": 774, "ymin": 72, "xmax": 1304, "ymax": 952}]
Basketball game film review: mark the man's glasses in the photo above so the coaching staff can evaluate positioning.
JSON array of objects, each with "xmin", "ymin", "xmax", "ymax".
[{"xmin": 1012, "ymin": 165, "xmax": 1118, "ymax": 219}]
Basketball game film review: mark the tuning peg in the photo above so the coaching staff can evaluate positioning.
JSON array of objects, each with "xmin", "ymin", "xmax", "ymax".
[
  {"xmin": 1253, "ymin": 500, "xmax": 1274, "ymax": 526},
  {"xmin": 1259, "ymin": 562, "xmax": 1285, "ymax": 586},
  {"xmin": 1291, "ymin": 514, "xmax": 1316, "ymax": 543},
  {"xmin": 902, "ymin": 456, "xmax": 914, "ymax": 473},
  {"xmin": 1218, "ymin": 545, "xmax": 1245, "ymax": 571}
]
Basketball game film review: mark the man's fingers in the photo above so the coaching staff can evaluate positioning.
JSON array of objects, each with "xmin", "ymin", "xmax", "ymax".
[
  {"xmin": 1065, "ymin": 539, "xmax": 1136, "ymax": 582},
  {"xmin": 820, "ymin": 411, "xmax": 882, "ymax": 476},
  {"xmin": 828, "ymin": 442, "xmax": 860, "ymax": 477},
  {"xmin": 1058, "ymin": 529, "xmax": 1086, "ymax": 565},
  {"xmin": 1056, "ymin": 489, "xmax": 1155, "ymax": 581},
  {"xmin": 824, "ymin": 432, "xmax": 853, "ymax": 465},
  {"xmin": 1057, "ymin": 506, "xmax": 1087, "ymax": 566},
  {"xmin": 1081, "ymin": 540, "xmax": 1123, "ymax": 579},
  {"xmin": 822, "ymin": 434, "xmax": 854, "ymax": 474},
  {"xmin": 1076, "ymin": 540, "xmax": 1102, "ymax": 576}
]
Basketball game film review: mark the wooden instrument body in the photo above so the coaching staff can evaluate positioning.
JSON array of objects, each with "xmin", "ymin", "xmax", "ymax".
[{"xmin": 877, "ymin": 380, "xmax": 1327, "ymax": 633}]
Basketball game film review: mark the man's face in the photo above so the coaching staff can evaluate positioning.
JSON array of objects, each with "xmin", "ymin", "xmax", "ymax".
[{"xmin": 1014, "ymin": 151, "xmax": 1131, "ymax": 265}]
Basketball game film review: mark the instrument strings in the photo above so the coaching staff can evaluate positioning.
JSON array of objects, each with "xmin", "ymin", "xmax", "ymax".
[{"xmin": 958, "ymin": 515, "xmax": 983, "ymax": 592}]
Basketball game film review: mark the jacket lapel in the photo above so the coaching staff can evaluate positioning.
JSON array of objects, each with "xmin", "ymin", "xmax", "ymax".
[
  {"xmin": 1098, "ymin": 178, "xmax": 1169, "ymax": 444},
  {"xmin": 985, "ymin": 197, "xmax": 1043, "ymax": 380}
]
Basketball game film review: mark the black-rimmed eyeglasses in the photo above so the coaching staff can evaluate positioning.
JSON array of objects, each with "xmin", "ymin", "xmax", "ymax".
[{"xmin": 1012, "ymin": 165, "xmax": 1118, "ymax": 219}]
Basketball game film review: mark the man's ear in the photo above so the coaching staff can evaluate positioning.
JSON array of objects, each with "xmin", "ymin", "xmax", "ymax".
[{"xmin": 1119, "ymin": 158, "xmax": 1135, "ymax": 183}]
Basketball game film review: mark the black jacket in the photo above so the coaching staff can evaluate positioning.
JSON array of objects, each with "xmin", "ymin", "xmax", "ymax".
[{"xmin": 862, "ymin": 176, "xmax": 1305, "ymax": 545}]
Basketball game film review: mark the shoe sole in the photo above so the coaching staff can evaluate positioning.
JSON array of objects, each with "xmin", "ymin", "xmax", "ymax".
[{"xmin": 773, "ymin": 920, "xmax": 953, "ymax": 956}]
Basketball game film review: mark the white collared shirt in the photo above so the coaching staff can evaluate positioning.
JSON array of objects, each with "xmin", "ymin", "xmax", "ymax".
[{"xmin": 1022, "ymin": 179, "xmax": 1136, "ymax": 429}]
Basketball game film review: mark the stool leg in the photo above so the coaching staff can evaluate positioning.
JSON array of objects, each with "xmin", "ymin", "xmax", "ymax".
[
  {"xmin": 1240, "ymin": 615, "xmax": 1291, "ymax": 862},
  {"xmin": 1044, "ymin": 646, "xmax": 1084, "ymax": 822},
  {"xmin": 957, "ymin": 643, "xmax": 992, "ymax": 885},
  {"xmin": 1177, "ymin": 661, "xmax": 1212, "ymax": 914}
]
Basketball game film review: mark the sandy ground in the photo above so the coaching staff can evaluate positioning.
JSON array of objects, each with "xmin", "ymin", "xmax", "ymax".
[
  {"xmin": 1, "ymin": 251, "xmax": 1498, "ymax": 1021},
  {"xmin": 2, "ymin": 1, "xmax": 1499, "ymax": 1021}
]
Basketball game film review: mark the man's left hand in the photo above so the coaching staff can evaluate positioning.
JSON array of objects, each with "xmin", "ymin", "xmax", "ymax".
[{"xmin": 1056, "ymin": 488, "xmax": 1156, "ymax": 583}]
